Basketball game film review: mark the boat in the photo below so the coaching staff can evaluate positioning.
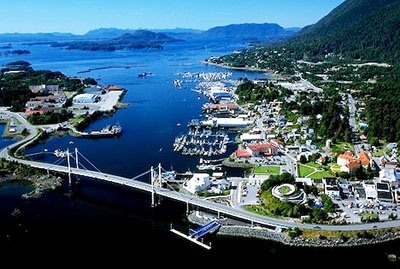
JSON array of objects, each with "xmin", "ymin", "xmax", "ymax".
[
  {"xmin": 54, "ymin": 149, "xmax": 67, "ymax": 158},
  {"xmin": 173, "ymin": 79, "xmax": 182, "ymax": 88},
  {"xmin": 81, "ymin": 123, "xmax": 122, "ymax": 138},
  {"xmin": 138, "ymin": 72, "xmax": 152, "ymax": 77}
]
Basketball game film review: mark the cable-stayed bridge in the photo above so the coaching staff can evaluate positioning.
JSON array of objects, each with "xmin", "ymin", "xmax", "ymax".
[{"xmin": 4, "ymin": 147, "xmax": 288, "ymax": 230}]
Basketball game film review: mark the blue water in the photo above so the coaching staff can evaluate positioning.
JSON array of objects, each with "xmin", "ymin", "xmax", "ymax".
[{"xmin": 0, "ymin": 39, "xmax": 399, "ymax": 266}]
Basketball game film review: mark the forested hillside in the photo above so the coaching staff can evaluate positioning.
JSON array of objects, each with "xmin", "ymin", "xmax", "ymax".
[{"xmin": 287, "ymin": 0, "xmax": 400, "ymax": 64}]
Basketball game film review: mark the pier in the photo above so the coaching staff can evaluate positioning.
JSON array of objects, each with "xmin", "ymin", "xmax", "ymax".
[
  {"xmin": 170, "ymin": 226, "xmax": 212, "ymax": 250},
  {"xmin": 170, "ymin": 219, "xmax": 223, "ymax": 250}
]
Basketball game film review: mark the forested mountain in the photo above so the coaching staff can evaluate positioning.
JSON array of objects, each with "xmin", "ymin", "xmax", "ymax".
[
  {"xmin": 285, "ymin": 0, "xmax": 400, "ymax": 64},
  {"xmin": 213, "ymin": 0, "xmax": 400, "ymax": 66}
]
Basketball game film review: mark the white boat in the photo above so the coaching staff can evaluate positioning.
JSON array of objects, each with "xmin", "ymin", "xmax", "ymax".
[{"xmin": 54, "ymin": 149, "xmax": 66, "ymax": 158}]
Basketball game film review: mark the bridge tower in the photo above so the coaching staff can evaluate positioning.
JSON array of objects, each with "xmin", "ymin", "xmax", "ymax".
[
  {"xmin": 66, "ymin": 148, "xmax": 72, "ymax": 186},
  {"xmin": 74, "ymin": 147, "xmax": 80, "ymax": 184},
  {"xmin": 151, "ymin": 165, "xmax": 155, "ymax": 207},
  {"xmin": 74, "ymin": 147, "xmax": 79, "ymax": 169},
  {"xmin": 150, "ymin": 163, "xmax": 163, "ymax": 207}
]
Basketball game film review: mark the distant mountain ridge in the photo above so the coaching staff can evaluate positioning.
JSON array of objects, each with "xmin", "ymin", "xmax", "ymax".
[
  {"xmin": 50, "ymin": 30, "xmax": 181, "ymax": 51},
  {"xmin": 200, "ymin": 23, "xmax": 298, "ymax": 41},
  {"xmin": 0, "ymin": 23, "xmax": 300, "ymax": 43}
]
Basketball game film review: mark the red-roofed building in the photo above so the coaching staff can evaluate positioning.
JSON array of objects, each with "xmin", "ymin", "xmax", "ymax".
[
  {"xmin": 246, "ymin": 143, "xmax": 278, "ymax": 157},
  {"xmin": 358, "ymin": 152, "xmax": 370, "ymax": 166},
  {"xmin": 337, "ymin": 152, "xmax": 356, "ymax": 167},
  {"xmin": 271, "ymin": 138, "xmax": 284, "ymax": 148},
  {"xmin": 235, "ymin": 149, "xmax": 252, "ymax": 159},
  {"xmin": 341, "ymin": 161, "xmax": 361, "ymax": 174}
]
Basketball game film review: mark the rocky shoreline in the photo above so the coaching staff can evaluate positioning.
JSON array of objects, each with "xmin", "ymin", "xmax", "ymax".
[
  {"xmin": 187, "ymin": 211, "xmax": 400, "ymax": 248},
  {"xmin": 0, "ymin": 174, "xmax": 64, "ymax": 199}
]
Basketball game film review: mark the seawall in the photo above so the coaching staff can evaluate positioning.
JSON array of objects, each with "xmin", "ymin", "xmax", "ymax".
[{"xmin": 187, "ymin": 212, "xmax": 400, "ymax": 248}]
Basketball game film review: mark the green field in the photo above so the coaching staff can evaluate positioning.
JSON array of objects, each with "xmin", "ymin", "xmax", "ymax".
[
  {"xmin": 298, "ymin": 163, "xmax": 334, "ymax": 179},
  {"xmin": 253, "ymin": 165, "xmax": 281, "ymax": 175}
]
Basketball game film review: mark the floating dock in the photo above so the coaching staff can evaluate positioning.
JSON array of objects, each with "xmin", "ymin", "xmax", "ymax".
[
  {"xmin": 170, "ymin": 219, "xmax": 222, "ymax": 250},
  {"xmin": 170, "ymin": 228, "xmax": 212, "ymax": 250}
]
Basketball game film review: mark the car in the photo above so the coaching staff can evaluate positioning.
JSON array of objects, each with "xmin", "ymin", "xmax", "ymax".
[{"xmin": 313, "ymin": 226, "xmax": 321, "ymax": 229}]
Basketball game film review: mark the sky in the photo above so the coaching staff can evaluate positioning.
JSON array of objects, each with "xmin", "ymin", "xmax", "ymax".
[{"xmin": 1, "ymin": 0, "xmax": 346, "ymax": 35}]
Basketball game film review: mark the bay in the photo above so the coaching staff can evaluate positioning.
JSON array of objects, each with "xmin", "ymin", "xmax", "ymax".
[{"xmin": 0, "ymin": 38, "xmax": 399, "ymax": 267}]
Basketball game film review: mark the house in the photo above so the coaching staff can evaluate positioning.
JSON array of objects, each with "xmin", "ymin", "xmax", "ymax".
[
  {"xmin": 182, "ymin": 173, "xmax": 211, "ymax": 194},
  {"xmin": 337, "ymin": 151, "xmax": 361, "ymax": 174}
]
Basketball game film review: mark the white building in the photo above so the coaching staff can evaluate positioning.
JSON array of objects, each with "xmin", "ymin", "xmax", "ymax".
[
  {"xmin": 72, "ymin": 93, "xmax": 98, "ymax": 104},
  {"xmin": 182, "ymin": 173, "xmax": 211, "ymax": 194},
  {"xmin": 363, "ymin": 180, "xmax": 378, "ymax": 200}
]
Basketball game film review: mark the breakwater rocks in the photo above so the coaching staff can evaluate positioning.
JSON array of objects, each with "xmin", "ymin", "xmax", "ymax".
[{"xmin": 187, "ymin": 212, "xmax": 400, "ymax": 248}]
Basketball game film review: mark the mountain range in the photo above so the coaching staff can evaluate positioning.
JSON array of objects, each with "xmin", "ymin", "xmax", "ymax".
[{"xmin": 0, "ymin": 23, "xmax": 301, "ymax": 42}]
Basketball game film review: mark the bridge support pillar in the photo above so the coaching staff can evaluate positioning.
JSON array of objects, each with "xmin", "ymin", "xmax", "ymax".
[
  {"xmin": 66, "ymin": 148, "xmax": 72, "ymax": 186},
  {"xmin": 151, "ymin": 166, "xmax": 156, "ymax": 207}
]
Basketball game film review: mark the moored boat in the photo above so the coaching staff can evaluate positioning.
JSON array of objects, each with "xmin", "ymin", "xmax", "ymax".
[{"xmin": 81, "ymin": 123, "xmax": 122, "ymax": 138}]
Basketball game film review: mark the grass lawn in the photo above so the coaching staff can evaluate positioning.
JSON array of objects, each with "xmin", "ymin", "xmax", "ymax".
[
  {"xmin": 253, "ymin": 165, "xmax": 281, "ymax": 175},
  {"xmin": 330, "ymin": 142, "xmax": 354, "ymax": 154},
  {"xmin": 298, "ymin": 164, "xmax": 315, "ymax": 177},
  {"xmin": 308, "ymin": 170, "xmax": 334, "ymax": 179},
  {"xmin": 298, "ymin": 163, "xmax": 335, "ymax": 179}
]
